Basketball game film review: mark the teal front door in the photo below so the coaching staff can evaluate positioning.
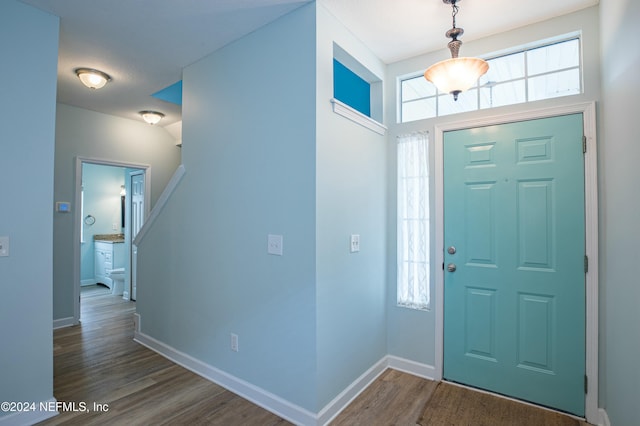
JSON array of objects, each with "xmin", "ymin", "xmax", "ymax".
[{"xmin": 443, "ymin": 114, "xmax": 586, "ymax": 416}]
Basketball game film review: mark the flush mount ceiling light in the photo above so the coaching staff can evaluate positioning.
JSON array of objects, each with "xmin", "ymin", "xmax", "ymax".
[
  {"xmin": 139, "ymin": 110, "xmax": 165, "ymax": 125},
  {"xmin": 75, "ymin": 68, "xmax": 111, "ymax": 89},
  {"xmin": 424, "ymin": 0, "xmax": 489, "ymax": 101}
]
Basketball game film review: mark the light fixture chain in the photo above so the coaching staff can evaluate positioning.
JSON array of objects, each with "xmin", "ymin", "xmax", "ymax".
[{"xmin": 451, "ymin": 2, "xmax": 458, "ymax": 28}]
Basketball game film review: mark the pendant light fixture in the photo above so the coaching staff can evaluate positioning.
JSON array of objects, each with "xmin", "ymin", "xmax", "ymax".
[
  {"xmin": 139, "ymin": 110, "xmax": 165, "ymax": 125},
  {"xmin": 424, "ymin": 0, "xmax": 489, "ymax": 101},
  {"xmin": 75, "ymin": 68, "xmax": 111, "ymax": 89}
]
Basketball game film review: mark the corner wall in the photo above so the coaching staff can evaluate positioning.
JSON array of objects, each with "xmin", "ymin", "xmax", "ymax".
[
  {"xmin": 0, "ymin": 1, "xmax": 59, "ymax": 423},
  {"xmin": 315, "ymin": 4, "xmax": 388, "ymax": 411},
  {"xmin": 599, "ymin": 0, "xmax": 640, "ymax": 424}
]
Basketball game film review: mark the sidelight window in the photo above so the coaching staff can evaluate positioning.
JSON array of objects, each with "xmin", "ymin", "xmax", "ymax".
[{"xmin": 397, "ymin": 131, "xmax": 430, "ymax": 310}]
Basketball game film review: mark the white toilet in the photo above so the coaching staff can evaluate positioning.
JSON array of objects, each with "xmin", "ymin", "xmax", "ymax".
[{"xmin": 106, "ymin": 268, "xmax": 126, "ymax": 296}]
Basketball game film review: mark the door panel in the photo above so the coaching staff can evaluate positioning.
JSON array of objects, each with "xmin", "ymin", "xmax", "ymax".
[
  {"xmin": 443, "ymin": 114, "xmax": 585, "ymax": 416},
  {"xmin": 130, "ymin": 172, "xmax": 145, "ymax": 301}
]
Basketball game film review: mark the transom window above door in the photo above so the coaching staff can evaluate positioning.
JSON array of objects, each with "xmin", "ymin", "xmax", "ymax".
[{"xmin": 399, "ymin": 35, "xmax": 582, "ymax": 123}]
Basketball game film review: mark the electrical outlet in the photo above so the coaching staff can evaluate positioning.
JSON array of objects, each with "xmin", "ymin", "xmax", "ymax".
[
  {"xmin": 231, "ymin": 333, "xmax": 239, "ymax": 352},
  {"xmin": 350, "ymin": 234, "xmax": 360, "ymax": 253},
  {"xmin": 112, "ymin": 223, "xmax": 118, "ymax": 230},
  {"xmin": 0, "ymin": 236, "xmax": 9, "ymax": 257},
  {"xmin": 267, "ymin": 234, "xmax": 283, "ymax": 256}
]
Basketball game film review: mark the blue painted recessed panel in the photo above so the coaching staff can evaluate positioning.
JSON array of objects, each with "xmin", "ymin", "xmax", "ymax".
[
  {"xmin": 152, "ymin": 80, "xmax": 182, "ymax": 105},
  {"xmin": 333, "ymin": 59, "xmax": 370, "ymax": 117}
]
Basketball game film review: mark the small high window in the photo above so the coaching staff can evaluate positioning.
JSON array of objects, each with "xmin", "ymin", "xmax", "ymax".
[
  {"xmin": 399, "ymin": 36, "xmax": 582, "ymax": 123},
  {"xmin": 334, "ymin": 59, "xmax": 371, "ymax": 117},
  {"xmin": 332, "ymin": 43, "xmax": 385, "ymax": 134}
]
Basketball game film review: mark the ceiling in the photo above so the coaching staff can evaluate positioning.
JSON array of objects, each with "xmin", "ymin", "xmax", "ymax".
[{"xmin": 19, "ymin": 0, "xmax": 598, "ymax": 127}]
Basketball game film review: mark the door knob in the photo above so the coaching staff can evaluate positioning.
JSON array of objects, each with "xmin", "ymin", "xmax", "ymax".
[
  {"xmin": 447, "ymin": 246, "xmax": 457, "ymax": 255},
  {"xmin": 447, "ymin": 263, "xmax": 457, "ymax": 272}
]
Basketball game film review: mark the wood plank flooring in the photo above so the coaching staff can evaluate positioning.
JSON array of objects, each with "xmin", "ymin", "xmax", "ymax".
[
  {"xmin": 330, "ymin": 369, "xmax": 439, "ymax": 425},
  {"xmin": 40, "ymin": 287, "xmax": 591, "ymax": 425},
  {"xmin": 39, "ymin": 288, "xmax": 289, "ymax": 425}
]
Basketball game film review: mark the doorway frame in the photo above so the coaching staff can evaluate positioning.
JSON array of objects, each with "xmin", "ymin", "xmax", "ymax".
[
  {"xmin": 433, "ymin": 102, "xmax": 598, "ymax": 422},
  {"xmin": 73, "ymin": 156, "xmax": 151, "ymax": 324},
  {"xmin": 125, "ymin": 169, "xmax": 147, "ymax": 301}
]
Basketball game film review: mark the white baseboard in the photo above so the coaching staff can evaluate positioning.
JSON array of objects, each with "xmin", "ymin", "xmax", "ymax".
[
  {"xmin": 132, "ymin": 329, "xmax": 602, "ymax": 426},
  {"xmin": 132, "ymin": 327, "xmax": 442, "ymax": 426},
  {"xmin": 53, "ymin": 316, "xmax": 78, "ymax": 330},
  {"xmin": 132, "ymin": 328, "xmax": 440, "ymax": 426},
  {"xmin": 597, "ymin": 408, "xmax": 611, "ymax": 426},
  {"xmin": 386, "ymin": 355, "xmax": 437, "ymax": 380},
  {"xmin": 317, "ymin": 357, "xmax": 388, "ymax": 425},
  {"xmin": 134, "ymin": 331, "xmax": 317, "ymax": 426},
  {"xmin": 0, "ymin": 397, "xmax": 58, "ymax": 426}
]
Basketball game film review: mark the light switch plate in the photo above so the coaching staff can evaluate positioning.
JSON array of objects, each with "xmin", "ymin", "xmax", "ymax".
[
  {"xmin": 350, "ymin": 234, "xmax": 360, "ymax": 253},
  {"xmin": 267, "ymin": 234, "xmax": 283, "ymax": 256},
  {"xmin": 0, "ymin": 236, "xmax": 9, "ymax": 257}
]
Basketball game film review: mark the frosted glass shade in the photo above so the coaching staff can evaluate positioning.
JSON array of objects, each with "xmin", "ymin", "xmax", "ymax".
[
  {"xmin": 75, "ymin": 68, "xmax": 110, "ymax": 89},
  {"xmin": 140, "ymin": 110, "xmax": 164, "ymax": 125},
  {"xmin": 424, "ymin": 57, "xmax": 489, "ymax": 99}
]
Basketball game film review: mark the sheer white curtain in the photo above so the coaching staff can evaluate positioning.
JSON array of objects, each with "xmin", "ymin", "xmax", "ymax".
[{"xmin": 397, "ymin": 131, "xmax": 430, "ymax": 310}]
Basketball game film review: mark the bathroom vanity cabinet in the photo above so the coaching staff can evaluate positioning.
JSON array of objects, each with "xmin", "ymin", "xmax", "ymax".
[{"xmin": 94, "ymin": 241, "xmax": 125, "ymax": 288}]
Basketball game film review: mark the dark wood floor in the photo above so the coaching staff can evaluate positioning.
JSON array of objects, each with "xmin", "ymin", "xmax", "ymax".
[
  {"xmin": 40, "ymin": 287, "xmax": 289, "ymax": 425},
  {"xmin": 39, "ymin": 286, "xmax": 589, "ymax": 425}
]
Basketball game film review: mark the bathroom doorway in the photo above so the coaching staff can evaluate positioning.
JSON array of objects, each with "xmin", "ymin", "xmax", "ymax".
[{"xmin": 74, "ymin": 157, "xmax": 150, "ymax": 323}]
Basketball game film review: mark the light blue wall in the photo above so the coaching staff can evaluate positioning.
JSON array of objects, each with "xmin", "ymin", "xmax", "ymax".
[
  {"xmin": 315, "ymin": 4, "xmax": 388, "ymax": 410},
  {"xmin": 54, "ymin": 104, "xmax": 181, "ymax": 321},
  {"xmin": 138, "ymin": 1, "xmax": 390, "ymax": 413},
  {"xmin": 80, "ymin": 164, "xmax": 125, "ymax": 283},
  {"xmin": 137, "ymin": 3, "xmax": 319, "ymax": 411},
  {"xmin": 0, "ymin": 0, "xmax": 58, "ymax": 421},
  {"xmin": 384, "ymin": 6, "xmax": 601, "ymax": 367},
  {"xmin": 599, "ymin": 0, "xmax": 640, "ymax": 424}
]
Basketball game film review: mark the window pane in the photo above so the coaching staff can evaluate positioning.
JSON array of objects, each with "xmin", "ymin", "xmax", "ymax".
[
  {"xmin": 402, "ymin": 76, "xmax": 436, "ymax": 101},
  {"xmin": 397, "ymin": 36, "xmax": 583, "ymax": 120},
  {"xmin": 480, "ymin": 80, "xmax": 526, "ymax": 109},
  {"xmin": 480, "ymin": 52, "xmax": 525, "ymax": 85},
  {"xmin": 438, "ymin": 89, "xmax": 478, "ymax": 117},
  {"xmin": 402, "ymin": 98, "xmax": 436, "ymax": 122},
  {"xmin": 397, "ymin": 132, "xmax": 430, "ymax": 310},
  {"xmin": 528, "ymin": 68, "xmax": 581, "ymax": 101},
  {"xmin": 528, "ymin": 39, "xmax": 580, "ymax": 75}
]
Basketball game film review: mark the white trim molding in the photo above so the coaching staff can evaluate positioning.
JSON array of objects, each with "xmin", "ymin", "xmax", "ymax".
[
  {"xmin": 53, "ymin": 316, "xmax": 78, "ymax": 330},
  {"xmin": 133, "ymin": 327, "xmax": 437, "ymax": 426},
  {"xmin": 598, "ymin": 408, "xmax": 611, "ymax": 426},
  {"xmin": 70, "ymin": 156, "xmax": 152, "ymax": 328},
  {"xmin": 433, "ymin": 102, "xmax": 599, "ymax": 424},
  {"xmin": 317, "ymin": 357, "xmax": 388, "ymax": 425},
  {"xmin": 330, "ymin": 98, "xmax": 387, "ymax": 135},
  {"xmin": 386, "ymin": 356, "xmax": 437, "ymax": 381},
  {"xmin": 134, "ymin": 330, "xmax": 317, "ymax": 426},
  {"xmin": 134, "ymin": 164, "xmax": 185, "ymax": 246}
]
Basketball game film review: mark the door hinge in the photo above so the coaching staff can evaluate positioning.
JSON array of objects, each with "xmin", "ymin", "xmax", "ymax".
[
  {"xmin": 582, "ymin": 136, "xmax": 587, "ymax": 154},
  {"xmin": 584, "ymin": 375, "xmax": 588, "ymax": 394},
  {"xmin": 584, "ymin": 255, "xmax": 589, "ymax": 273}
]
